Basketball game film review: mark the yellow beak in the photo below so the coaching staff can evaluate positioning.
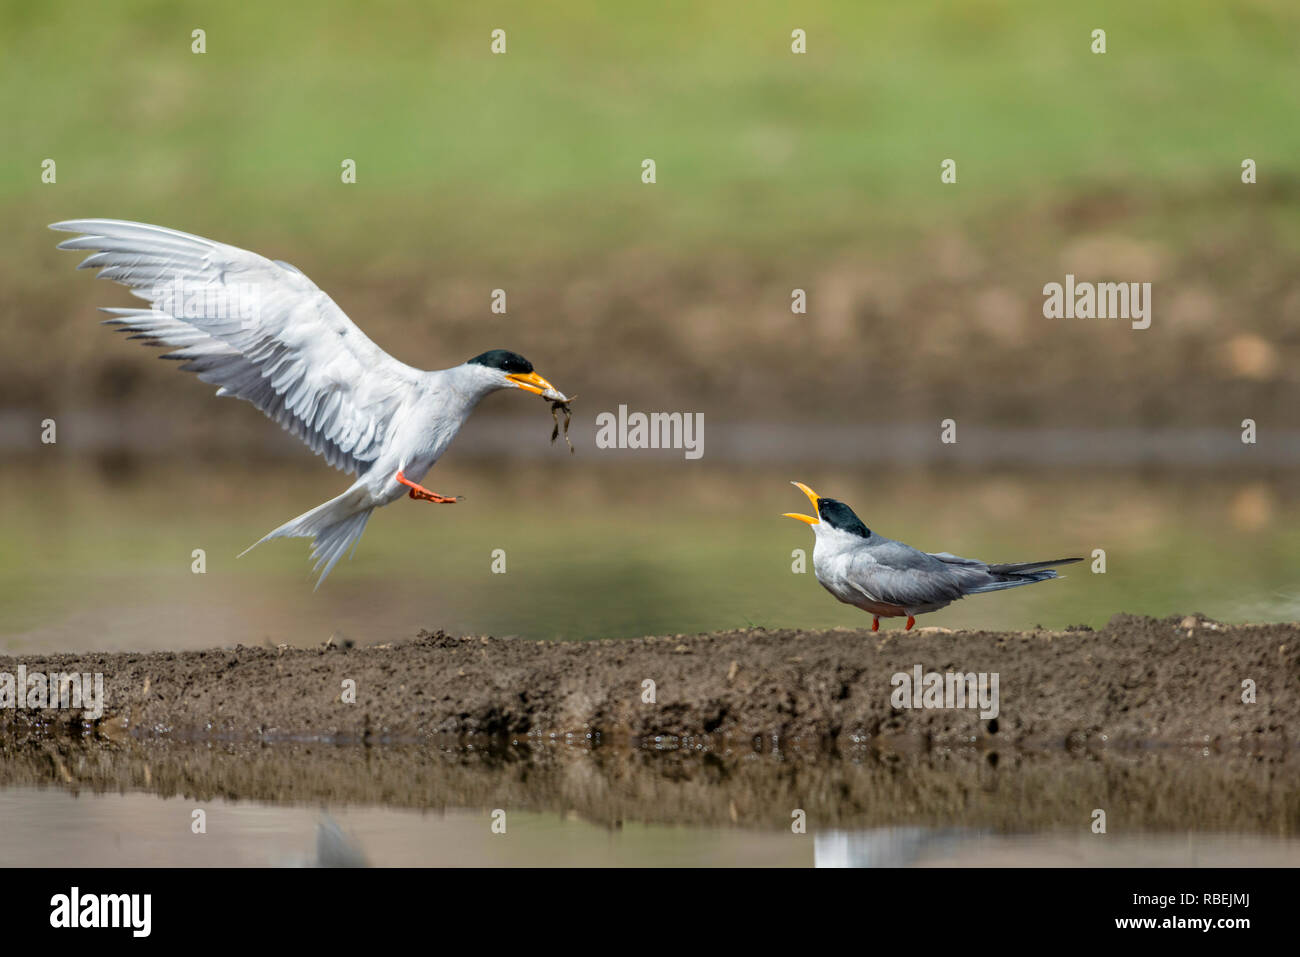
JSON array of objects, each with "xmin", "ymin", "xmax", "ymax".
[
  {"xmin": 506, "ymin": 370, "xmax": 565, "ymax": 400},
  {"xmin": 782, "ymin": 480, "xmax": 820, "ymax": 525}
]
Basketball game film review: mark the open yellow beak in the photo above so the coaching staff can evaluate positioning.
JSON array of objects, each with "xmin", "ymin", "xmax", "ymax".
[
  {"xmin": 506, "ymin": 371, "xmax": 566, "ymax": 401},
  {"xmin": 782, "ymin": 481, "xmax": 820, "ymax": 525}
]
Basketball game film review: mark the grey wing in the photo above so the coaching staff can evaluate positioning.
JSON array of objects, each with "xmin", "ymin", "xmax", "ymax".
[
  {"xmin": 51, "ymin": 219, "xmax": 425, "ymax": 475},
  {"xmin": 931, "ymin": 551, "xmax": 1078, "ymax": 594},
  {"xmin": 843, "ymin": 540, "xmax": 973, "ymax": 607},
  {"xmin": 928, "ymin": 551, "xmax": 985, "ymax": 567}
]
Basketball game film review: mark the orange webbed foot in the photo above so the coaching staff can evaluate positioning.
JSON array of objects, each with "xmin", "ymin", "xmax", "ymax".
[{"xmin": 395, "ymin": 469, "xmax": 460, "ymax": 504}]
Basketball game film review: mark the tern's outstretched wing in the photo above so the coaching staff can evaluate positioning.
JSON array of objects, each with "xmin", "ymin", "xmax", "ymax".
[{"xmin": 52, "ymin": 218, "xmax": 423, "ymax": 475}]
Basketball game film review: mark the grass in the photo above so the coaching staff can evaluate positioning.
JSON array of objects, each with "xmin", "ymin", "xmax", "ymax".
[{"xmin": 3, "ymin": 0, "xmax": 1298, "ymax": 269}]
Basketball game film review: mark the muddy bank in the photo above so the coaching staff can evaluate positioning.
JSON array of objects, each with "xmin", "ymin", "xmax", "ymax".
[{"xmin": 1, "ymin": 614, "xmax": 1295, "ymax": 748}]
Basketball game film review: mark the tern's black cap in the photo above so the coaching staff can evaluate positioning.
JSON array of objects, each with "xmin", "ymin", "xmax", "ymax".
[
  {"xmin": 817, "ymin": 498, "xmax": 871, "ymax": 538},
  {"xmin": 467, "ymin": 349, "xmax": 534, "ymax": 374}
]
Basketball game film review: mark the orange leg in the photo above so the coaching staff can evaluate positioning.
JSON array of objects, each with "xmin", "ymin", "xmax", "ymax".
[
  {"xmin": 905, "ymin": 615, "xmax": 916, "ymax": 631},
  {"xmin": 395, "ymin": 469, "xmax": 459, "ymax": 504},
  {"xmin": 872, "ymin": 616, "xmax": 880, "ymax": 632}
]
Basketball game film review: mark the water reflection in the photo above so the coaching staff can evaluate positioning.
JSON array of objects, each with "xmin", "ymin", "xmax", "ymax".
[
  {"xmin": 816, "ymin": 828, "xmax": 1300, "ymax": 868},
  {"xmin": 4, "ymin": 787, "xmax": 1296, "ymax": 868},
  {"xmin": 814, "ymin": 828, "xmax": 983, "ymax": 867}
]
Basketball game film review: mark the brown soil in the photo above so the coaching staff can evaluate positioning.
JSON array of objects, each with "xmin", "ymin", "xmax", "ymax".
[{"xmin": 2, "ymin": 614, "xmax": 1295, "ymax": 749}]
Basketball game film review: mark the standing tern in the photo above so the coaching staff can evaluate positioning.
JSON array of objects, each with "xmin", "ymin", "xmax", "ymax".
[
  {"xmin": 51, "ymin": 219, "xmax": 568, "ymax": 588},
  {"xmin": 783, "ymin": 482, "xmax": 1080, "ymax": 630}
]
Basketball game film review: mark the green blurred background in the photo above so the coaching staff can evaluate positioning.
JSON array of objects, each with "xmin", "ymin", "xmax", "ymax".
[{"xmin": 2, "ymin": 1, "xmax": 1298, "ymax": 649}]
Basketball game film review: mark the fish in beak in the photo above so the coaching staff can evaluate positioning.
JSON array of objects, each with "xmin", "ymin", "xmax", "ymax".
[
  {"xmin": 507, "ymin": 371, "xmax": 567, "ymax": 401},
  {"xmin": 782, "ymin": 481, "xmax": 821, "ymax": 525}
]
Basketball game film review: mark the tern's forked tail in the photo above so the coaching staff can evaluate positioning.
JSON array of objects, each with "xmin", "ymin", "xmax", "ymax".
[
  {"xmin": 238, "ymin": 485, "xmax": 374, "ymax": 590},
  {"xmin": 985, "ymin": 557, "xmax": 1083, "ymax": 580},
  {"xmin": 966, "ymin": 556, "xmax": 1083, "ymax": 594}
]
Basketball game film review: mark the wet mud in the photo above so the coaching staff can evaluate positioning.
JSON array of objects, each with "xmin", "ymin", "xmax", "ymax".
[
  {"xmin": 3, "ymin": 613, "xmax": 1296, "ymax": 831},
  {"xmin": 2, "ymin": 613, "xmax": 1294, "ymax": 748}
]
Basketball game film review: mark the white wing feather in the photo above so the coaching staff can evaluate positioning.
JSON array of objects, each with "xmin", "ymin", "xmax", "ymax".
[{"xmin": 51, "ymin": 218, "xmax": 422, "ymax": 475}]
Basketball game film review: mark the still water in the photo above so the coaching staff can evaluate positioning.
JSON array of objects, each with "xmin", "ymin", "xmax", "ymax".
[
  {"xmin": 3, "ymin": 787, "xmax": 1297, "ymax": 867},
  {"xmin": 2, "ymin": 461, "xmax": 1297, "ymax": 651}
]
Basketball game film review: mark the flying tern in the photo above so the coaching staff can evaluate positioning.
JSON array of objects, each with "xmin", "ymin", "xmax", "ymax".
[
  {"xmin": 783, "ymin": 482, "xmax": 1080, "ymax": 630},
  {"xmin": 52, "ymin": 219, "xmax": 568, "ymax": 588}
]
